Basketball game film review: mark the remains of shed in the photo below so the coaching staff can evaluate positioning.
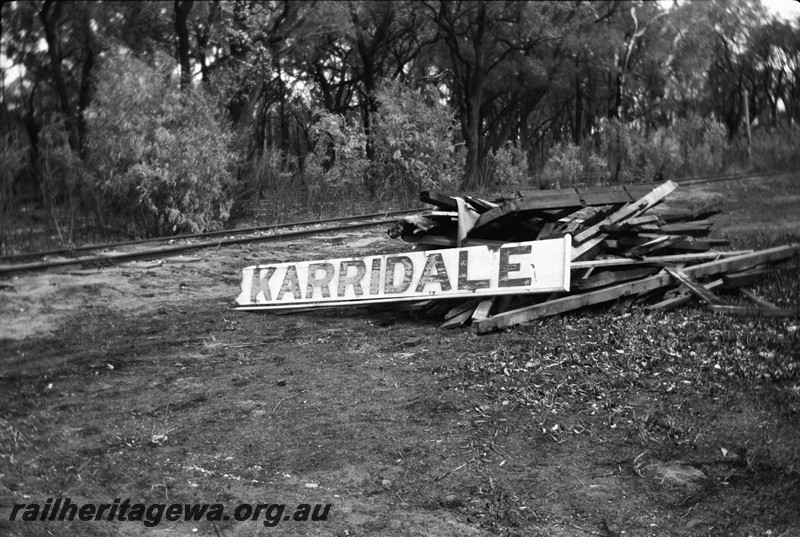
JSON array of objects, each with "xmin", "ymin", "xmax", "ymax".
[
  {"xmin": 389, "ymin": 181, "xmax": 799, "ymax": 332},
  {"xmin": 234, "ymin": 181, "xmax": 799, "ymax": 331}
]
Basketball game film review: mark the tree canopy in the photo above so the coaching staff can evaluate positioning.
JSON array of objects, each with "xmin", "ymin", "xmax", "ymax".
[{"xmin": 1, "ymin": 0, "xmax": 799, "ymax": 238}]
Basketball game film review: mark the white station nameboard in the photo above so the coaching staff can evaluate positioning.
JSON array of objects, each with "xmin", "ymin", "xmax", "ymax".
[{"xmin": 235, "ymin": 236, "xmax": 571, "ymax": 310}]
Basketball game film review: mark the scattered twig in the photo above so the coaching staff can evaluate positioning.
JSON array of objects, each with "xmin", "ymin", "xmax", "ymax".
[
  {"xmin": 272, "ymin": 391, "xmax": 304, "ymax": 413},
  {"xmin": 435, "ymin": 458, "xmax": 473, "ymax": 481},
  {"xmin": 554, "ymin": 520, "xmax": 604, "ymax": 536}
]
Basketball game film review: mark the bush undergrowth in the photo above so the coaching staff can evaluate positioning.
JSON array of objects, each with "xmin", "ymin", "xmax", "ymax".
[{"xmin": 86, "ymin": 50, "xmax": 238, "ymax": 237}]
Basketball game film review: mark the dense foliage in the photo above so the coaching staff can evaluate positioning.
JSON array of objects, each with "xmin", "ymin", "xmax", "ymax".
[
  {"xmin": 1, "ymin": 0, "xmax": 799, "ymax": 242},
  {"xmin": 86, "ymin": 52, "xmax": 237, "ymax": 236}
]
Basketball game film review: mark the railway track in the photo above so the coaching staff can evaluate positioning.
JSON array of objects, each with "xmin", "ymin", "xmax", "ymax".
[
  {"xmin": 675, "ymin": 169, "xmax": 795, "ymax": 186},
  {"xmin": 0, "ymin": 212, "xmax": 423, "ymax": 276},
  {"xmin": 1, "ymin": 169, "xmax": 796, "ymax": 277}
]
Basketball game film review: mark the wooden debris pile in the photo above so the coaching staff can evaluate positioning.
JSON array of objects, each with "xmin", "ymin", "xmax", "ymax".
[{"xmin": 388, "ymin": 181, "xmax": 800, "ymax": 333}]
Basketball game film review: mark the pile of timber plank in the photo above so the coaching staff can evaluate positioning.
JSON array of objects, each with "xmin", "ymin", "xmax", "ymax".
[{"xmin": 388, "ymin": 181, "xmax": 800, "ymax": 333}]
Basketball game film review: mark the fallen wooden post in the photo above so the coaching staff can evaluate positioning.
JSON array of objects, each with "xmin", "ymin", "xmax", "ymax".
[
  {"xmin": 708, "ymin": 305, "xmax": 800, "ymax": 317},
  {"xmin": 739, "ymin": 288, "xmax": 780, "ymax": 309},
  {"xmin": 663, "ymin": 267, "xmax": 729, "ymax": 306}
]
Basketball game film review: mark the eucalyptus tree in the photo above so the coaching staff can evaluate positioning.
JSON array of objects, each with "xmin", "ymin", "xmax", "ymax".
[{"xmin": 422, "ymin": 0, "xmax": 581, "ymax": 188}]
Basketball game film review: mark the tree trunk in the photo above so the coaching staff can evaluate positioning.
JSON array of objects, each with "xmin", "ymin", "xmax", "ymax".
[
  {"xmin": 353, "ymin": 28, "xmax": 378, "ymax": 160},
  {"xmin": 462, "ymin": 4, "xmax": 487, "ymax": 189},
  {"xmin": 77, "ymin": 4, "xmax": 95, "ymax": 158},
  {"xmin": 39, "ymin": 0, "xmax": 79, "ymax": 152},
  {"xmin": 573, "ymin": 72, "xmax": 583, "ymax": 146},
  {"xmin": 174, "ymin": 0, "xmax": 193, "ymax": 90},
  {"xmin": 435, "ymin": 0, "xmax": 488, "ymax": 190},
  {"xmin": 194, "ymin": 21, "xmax": 209, "ymax": 84},
  {"xmin": 463, "ymin": 110, "xmax": 481, "ymax": 189}
]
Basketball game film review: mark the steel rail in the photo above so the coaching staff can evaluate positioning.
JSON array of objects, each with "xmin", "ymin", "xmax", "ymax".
[
  {"xmin": 0, "ymin": 218, "xmax": 401, "ymax": 277},
  {"xmin": 0, "ymin": 207, "xmax": 425, "ymax": 263},
  {"xmin": 675, "ymin": 169, "xmax": 797, "ymax": 186}
]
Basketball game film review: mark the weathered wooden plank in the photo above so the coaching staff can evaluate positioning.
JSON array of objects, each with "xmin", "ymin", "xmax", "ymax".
[
  {"xmin": 576, "ymin": 185, "xmax": 632, "ymax": 206},
  {"xmin": 527, "ymin": 207, "xmax": 582, "ymax": 222},
  {"xmin": 601, "ymin": 216, "xmax": 662, "ymax": 233},
  {"xmin": 471, "ymin": 299, "xmax": 495, "ymax": 321},
  {"xmin": 420, "ymin": 190, "xmax": 458, "ymax": 211},
  {"xmin": 474, "ymin": 271, "xmax": 674, "ymax": 332},
  {"xmin": 739, "ymin": 288, "xmax": 780, "ymax": 309},
  {"xmin": 474, "ymin": 244, "xmax": 800, "ymax": 332},
  {"xmin": 601, "ymin": 222, "xmax": 661, "ymax": 235},
  {"xmin": 623, "ymin": 235, "xmax": 687, "ymax": 258},
  {"xmin": 535, "ymin": 221, "xmax": 557, "ymax": 240},
  {"xmin": 656, "ymin": 221, "xmax": 713, "ymax": 236},
  {"xmin": 571, "ymin": 181, "xmax": 679, "ymax": 260},
  {"xmin": 610, "ymin": 234, "xmax": 662, "ymax": 247},
  {"xmin": 400, "ymin": 234, "xmax": 458, "ymax": 247},
  {"xmin": 473, "ymin": 191, "xmax": 584, "ymax": 230},
  {"xmin": 688, "ymin": 244, "xmax": 800, "ymax": 279},
  {"xmin": 444, "ymin": 298, "xmax": 483, "ymax": 320},
  {"xmin": 660, "ymin": 200, "xmax": 722, "ymax": 223},
  {"xmin": 647, "ymin": 279, "xmax": 725, "ymax": 311},
  {"xmin": 708, "ymin": 305, "xmax": 800, "ymax": 317},
  {"xmin": 624, "ymin": 215, "xmax": 661, "ymax": 226},
  {"xmin": 573, "ymin": 181, "xmax": 678, "ymax": 243},
  {"xmin": 441, "ymin": 305, "xmax": 478, "ymax": 328},
  {"xmin": 426, "ymin": 299, "xmax": 460, "ymax": 318},
  {"xmin": 578, "ymin": 204, "xmax": 628, "ymax": 229},
  {"xmin": 670, "ymin": 238, "xmax": 729, "ymax": 251},
  {"xmin": 722, "ymin": 266, "xmax": 773, "ymax": 288},
  {"xmin": 515, "ymin": 185, "xmax": 651, "ymax": 207},
  {"xmin": 570, "ymin": 250, "xmax": 750, "ymax": 269},
  {"xmin": 573, "ymin": 267, "xmax": 660, "ymax": 291},
  {"xmin": 464, "ymin": 196, "xmax": 499, "ymax": 212},
  {"xmin": 664, "ymin": 266, "xmax": 728, "ymax": 306},
  {"xmin": 456, "ymin": 197, "xmax": 481, "ymax": 247}
]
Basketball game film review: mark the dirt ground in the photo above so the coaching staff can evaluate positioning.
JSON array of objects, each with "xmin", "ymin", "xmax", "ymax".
[{"xmin": 1, "ymin": 175, "xmax": 799, "ymax": 536}]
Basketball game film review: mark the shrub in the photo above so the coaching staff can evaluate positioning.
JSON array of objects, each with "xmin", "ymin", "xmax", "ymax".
[
  {"xmin": 36, "ymin": 116, "xmax": 98, "ymax": 245},
  {"xmin": 302, "ymin": 109, "xmax": 368, "ymax": 215},
  {"xmin": 235, "ymin": 145, "xmax": 299, "ymax": 220},
  {"xmin": 0, "ymin": 132, "xmax": 27, "ymax": 253},
  {"xmin": 675, "ymin": 115, "xmax": 727, "ymax": 175},
  {"xmin": 592, "ymin": 116, "xmax": 728, "ymax": 183},
  {"xmin": 582, "ymin": 151, "xmax": 608, "ymax": 184},
  {"xmin": 729, "ymin": 123, "xmax": 800, "ymax": 173},
  {"xmin": 486, "ymin": 143, "xmax": 530, "ymax": 189},
  {"xmin": 86, "ymin": 50, "xmax": 237, "ymax": 237},
  {"xmin": 369, "ymin": 81, "xmax": 461, "ymax": 199},
  {"xmin": 540, "ymin": 141, "xmax": 583, "ymax": 188},
  {"xmin": 625, "ymin": 126, "xmax": 682, "ymax": 182}
]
